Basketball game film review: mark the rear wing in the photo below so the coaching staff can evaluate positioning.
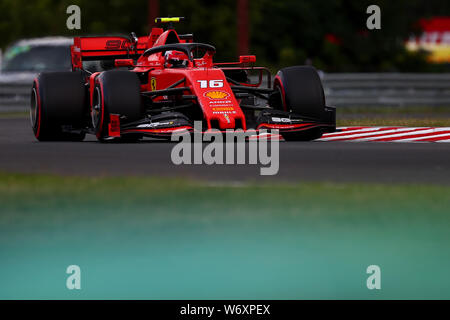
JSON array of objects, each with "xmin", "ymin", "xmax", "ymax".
[{"xmin": 70, "ymin": 35, "xmax": 150, "ymax": 70}]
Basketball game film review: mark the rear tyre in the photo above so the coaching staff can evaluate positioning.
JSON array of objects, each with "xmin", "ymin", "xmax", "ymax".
[
  {"xmin": 273, "ymin": 66, "xmax": 325, "ymax": 119},
  {"xmin": 31, "ymin": 72, "xmax": 87, "ymax": 141},
  {"xmin": 92, "ymin": 71, "xmax": 143, "ymax": 141}
]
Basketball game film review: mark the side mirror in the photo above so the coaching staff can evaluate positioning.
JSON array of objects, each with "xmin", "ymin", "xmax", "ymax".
[
  {"xmin": 239, "ymin": 55, "xmax": 256, "ymax": 64},
  {"xmin": 114, "ymin": 59, "xmax": 134, "ymax": 68}
]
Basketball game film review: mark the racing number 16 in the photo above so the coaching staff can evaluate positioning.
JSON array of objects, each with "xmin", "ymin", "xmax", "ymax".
[{"xmin": 197, "ymin": 80, "xmax": 224, "ymax": 89}]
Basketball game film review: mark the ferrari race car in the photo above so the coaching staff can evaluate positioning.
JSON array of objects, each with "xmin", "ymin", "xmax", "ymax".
[{"xmin": 30, "ymin": 17, "xmax": 336, "ymax": 142}]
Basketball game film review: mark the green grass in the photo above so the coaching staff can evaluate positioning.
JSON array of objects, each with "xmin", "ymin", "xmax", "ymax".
[
  {"xmin": 337, "ymin": 106, "xmax": 450, "ymax": 127},
  {"xmin": 1, "ymin": 173, "xmax": 450, "ymax": 299},
  {"xmin": 0, "ymin": 111, "xmax": 28, "ymax": 118},
  {"xmin": 337, "ymin": 117, "xmax": 450, "ymax": 127},
  {"xmin": 337, "ymin": 106, "xmax": 450, "ymax": 115}
]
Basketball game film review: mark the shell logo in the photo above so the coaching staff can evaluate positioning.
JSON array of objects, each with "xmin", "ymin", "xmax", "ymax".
[{"xmin": 204, "ymin": 90, "xmax": 229, "ymax": 100}]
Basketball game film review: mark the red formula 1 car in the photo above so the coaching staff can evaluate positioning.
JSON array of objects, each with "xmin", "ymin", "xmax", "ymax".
[{"xmin": 30, "ymin": 17, "xmax": 336, "ymax": 142}]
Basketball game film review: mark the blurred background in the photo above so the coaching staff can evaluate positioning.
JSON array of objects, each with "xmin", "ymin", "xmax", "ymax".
[
  {"xmin": 0, "ymin": 0, "xmax": 449, "ymax": 71},
  {"xmin": 1, "ymin": 0, "xmax": 450, "ymax": 114}
]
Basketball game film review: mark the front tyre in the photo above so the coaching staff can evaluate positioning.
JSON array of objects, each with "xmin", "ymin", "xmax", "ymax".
[
  {"xmin": 92, "ymin": 71, "xmax": 143, "ymax": 141},
  {"xmin": 273, "ymin": 66, "xmax": 325, "ymax": 120},
  {"xmin": 271, "ymin": 66, "xmax": 330, "ymax": 141}
]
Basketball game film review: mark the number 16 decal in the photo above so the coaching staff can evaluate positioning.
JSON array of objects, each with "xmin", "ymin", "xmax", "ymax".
[{"xmin": 197, "ymin": 80, "xmax": 224, "ymax": 88}]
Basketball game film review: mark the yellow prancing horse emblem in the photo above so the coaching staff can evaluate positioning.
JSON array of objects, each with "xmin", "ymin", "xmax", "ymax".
[{"xmin": 151, "ymin": 77, "xmax": 157, "ymax": 91}]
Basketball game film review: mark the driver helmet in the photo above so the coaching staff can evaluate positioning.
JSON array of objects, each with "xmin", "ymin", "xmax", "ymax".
[{"xmin": 164, "ymin": 50, "xmax": 189, "ymax": 68}]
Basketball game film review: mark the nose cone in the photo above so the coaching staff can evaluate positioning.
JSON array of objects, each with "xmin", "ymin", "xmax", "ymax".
[
  {"xmin": 217, "ymin": 113, "xmax": 235, "ymax": 129},
  {"xmin": 186, "ymin": 68, "xmax": 247, "ymax": 130}
]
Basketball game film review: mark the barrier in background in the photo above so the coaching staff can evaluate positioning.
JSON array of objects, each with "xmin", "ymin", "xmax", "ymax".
[
  {"xmin": 1, "ymin": 73, "xmax": 450, "ymax": 112},
  {"xmin": 0, "ymin": 82, "xmax": 31, "ymax": 112},
  {"xmin": 321, "ymin": 73, "xmax": 450, "ymax": 107}
]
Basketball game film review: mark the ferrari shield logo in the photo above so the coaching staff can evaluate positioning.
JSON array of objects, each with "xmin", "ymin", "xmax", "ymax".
[{"xmin": 151, "ymin": 77, "xmax": 157, "ymax": 91}]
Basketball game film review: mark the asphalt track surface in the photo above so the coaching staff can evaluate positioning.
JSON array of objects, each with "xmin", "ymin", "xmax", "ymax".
[{"xmin": 1, "ymin": 117, "xmax": 450, "ymax": 185}]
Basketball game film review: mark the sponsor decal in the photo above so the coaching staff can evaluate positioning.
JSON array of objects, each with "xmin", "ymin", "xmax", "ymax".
[
  {"xmin": 137, "ymin": 121, "xmax": 173, "ymax": 128},
  {"xmin": 194, "ymin": 60, "xmax": 207, "ymax": 67},
  {"xmin": 204, "ymin": 90, "xmax": 229, "ymax": 100},
  {"xmin": 151, "ymin": 77, "xmax": 157, "ymax": 91},
  {"xmin": 271, "ymin": 117, "xmax": 291, "ymax": 123},
  {"xmin": 105, "ymin": 39, "xmax": 128, "ymax": 50},
  {"xmin": 224, "ymin": 114, "xmax": 231, "ymax": 124},
  {"xmin": 210, "ymin": 100, "xmax": 232, "ymax": 104},
  {"xmin": 213, "ymin": 107, "xmax": 235, "ymax": 112},
  {"xmin": 213, "ymin": 111, "xmax": 237, "ymax": 114},
  {"xmin": 209, "ymin": 100, "xmax": 233, "ymax": 108}
]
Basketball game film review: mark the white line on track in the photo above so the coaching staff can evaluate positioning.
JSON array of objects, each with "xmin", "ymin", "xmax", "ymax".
[
  {"xmin": 395, "ymin": 132, "xmax": 450, "ymax": 142},
  {"xmin": 351, "ymin": 128, "xmax": 450, "ymax": 142},
  {"xmin": 319, "ymin": 127, "xmax": 423, "ymax": 141},
  {"xmin": 321, "ymin": 127, "xmax": 387, "ymax": 137},
  {"xmin": 250, "ymin": 127, "xmax": 450, "ymax": 142}
]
